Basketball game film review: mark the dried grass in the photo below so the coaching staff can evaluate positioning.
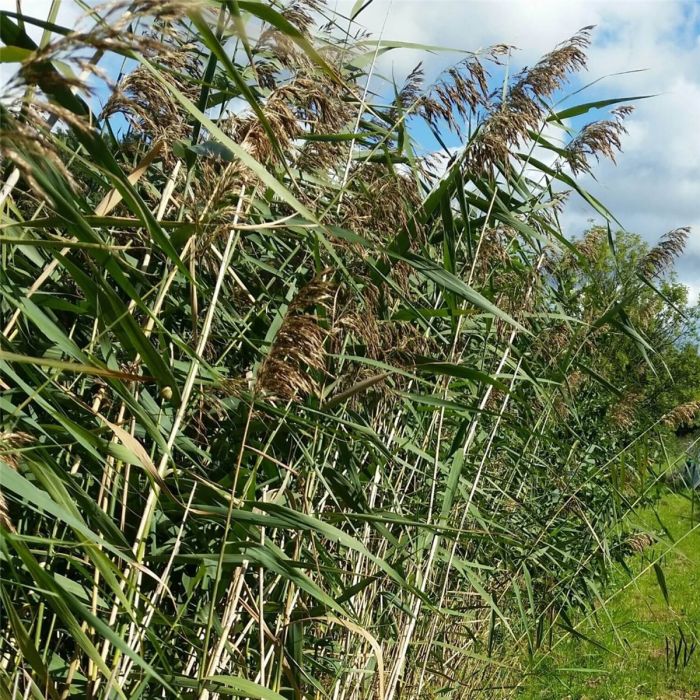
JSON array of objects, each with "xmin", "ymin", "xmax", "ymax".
[
  {"xmin": 469, "ymin": 28, "xmax": 592, "ymax": 173},
  {"xmin": 256, "ymin": 276, "xmax": 334, "ymax": 402},
  {"xmin": 640, "ymin": 227, "xmax": 690, "ymax": 277},
  {"xmin": 663, "ymin": 401, "xmax": 700, "ymax": 430},
  {"xmin": 0, "ymin": 432, "xmax": 33, "ymax": 532},
  {"xmin": 0, "ymin": 105, "xmax": 85, "ymax": 200},
  {"xmin": 610, "ymin": 391, "xmax": 642, "ymax": 429},
  {"xmin": 566, "ymin": 106, "xmax": 632, "ymax": 175}
]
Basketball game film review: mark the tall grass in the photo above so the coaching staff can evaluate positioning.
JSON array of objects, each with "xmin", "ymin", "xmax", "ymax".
[{"xmin": 0, "ymin": 2, "xmax": 696, "ymax": 698}]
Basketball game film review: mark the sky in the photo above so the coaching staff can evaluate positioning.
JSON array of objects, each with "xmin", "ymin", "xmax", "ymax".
[
  {"xmin": 1, "ymin": 0, "xmax": 698, "ymax": 302},
  {"xmin": 333, "ymin": 0, "xmax": 700, "ymax": 303}
]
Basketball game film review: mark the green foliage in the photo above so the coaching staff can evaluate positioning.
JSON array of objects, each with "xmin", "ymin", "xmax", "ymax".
[
  {"xmin": 0, "ymin": 3, "xmax": 698, "ymax": 699},
  {"xmin": 520, "ymin": 492, "xmax": 700, "ymax": 699},
  {"xmin": 557, "ymin": 227, "xmax": 700, "ymax": 435}
]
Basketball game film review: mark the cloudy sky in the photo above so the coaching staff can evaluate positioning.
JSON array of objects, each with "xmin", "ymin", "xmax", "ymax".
[
  {"xmin": 2, "ymin": 0, "xmax": 698, "ymax": 301},
  {"xmin": 334, "ymin": 0, "xmax": 699, "ymax": 302}
]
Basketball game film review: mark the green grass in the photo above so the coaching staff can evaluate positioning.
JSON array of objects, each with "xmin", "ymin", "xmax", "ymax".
[{"xmin": 521, "ymin": 490, "xmax": 700, "ymax": 699}]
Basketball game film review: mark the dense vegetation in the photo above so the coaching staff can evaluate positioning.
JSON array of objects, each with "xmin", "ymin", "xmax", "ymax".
[
  {"xmin": 0, "ymin": 2, "xmax": 698, "ymax": 698},
  {"xmin": 523, "ymin": 490, "xmax": 700, "ymax": 699}
]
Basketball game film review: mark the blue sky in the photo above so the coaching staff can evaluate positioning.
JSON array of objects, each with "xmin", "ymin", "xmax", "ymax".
[
  {"xmin": 334, "ymin": 0, "xmax": 700, "ymax": 302},
  {"xmin": 1, "ymin": 0, "xmax": 698, "ymax": 302}
]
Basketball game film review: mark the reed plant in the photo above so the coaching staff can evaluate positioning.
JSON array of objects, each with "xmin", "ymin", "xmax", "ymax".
[{"xmin": 0, "ymin": 2, "xmax": 697, "ymax": 698}]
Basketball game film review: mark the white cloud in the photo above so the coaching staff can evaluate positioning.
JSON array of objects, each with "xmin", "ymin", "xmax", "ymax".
[
  {"xmin": 0, "ymin": 1, "xmax": 89, "ymax": 90},
  {"xmin": 0, "ymin": 1, "xmax": 87, "ymax": 43},
  {"xmin": 335, "ymin": 0, "xmax": 699, "ymax": 294},
  {"xmin": 686, "ymin": 282, "xmax": 700, "ymax": 306},
  {"xmin": 1, "ymin": 0, "xmax": 696, "ymax": 292},
  {"xmin": 559, "ymin": 7, "xmax": 700, "ymax": 293}
]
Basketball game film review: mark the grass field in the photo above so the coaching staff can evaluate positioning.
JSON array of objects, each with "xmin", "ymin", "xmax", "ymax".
[{"xmin": 521, "ymin": 490, "xmax": 700, "ymax": 699}]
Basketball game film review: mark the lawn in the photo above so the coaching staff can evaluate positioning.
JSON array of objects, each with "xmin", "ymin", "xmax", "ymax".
[{"xmin": 520, "ymin": 490, "xmax": 700, "ymax": 699}]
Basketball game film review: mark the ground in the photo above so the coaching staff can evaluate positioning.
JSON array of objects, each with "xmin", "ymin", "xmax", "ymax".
[{"xmin": 520, "ymin": 490, "xmax": 700, "ymax": 699}]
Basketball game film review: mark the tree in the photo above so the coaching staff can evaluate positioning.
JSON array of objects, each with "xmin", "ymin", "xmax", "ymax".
[{"xmin": 554, "ymin": 227, "xmax": 700, "ymax": 441}]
